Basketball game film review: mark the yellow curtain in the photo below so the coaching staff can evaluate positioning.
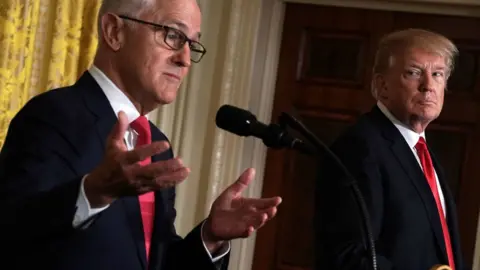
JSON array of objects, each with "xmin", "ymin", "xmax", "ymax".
[{"xmin": 0, "ymin": 0, "xmax": 100, "ymax": 147}]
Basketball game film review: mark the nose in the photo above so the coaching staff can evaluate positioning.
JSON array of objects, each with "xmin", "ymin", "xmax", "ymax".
[
  {"xmin": 172, "ymin": 43, "xmax": 191, "ymax": 68},
  {"xmin": 420, "ymin": 73, "xmax": 435, "ymax": 92}
]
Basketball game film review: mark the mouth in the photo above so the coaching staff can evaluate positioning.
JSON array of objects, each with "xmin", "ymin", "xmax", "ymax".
[
  {"xmin": 418, "ymin": 100, "xmax": 436, "ymax": 106},
  {"xmin": 163, "ymin": 72, "xmax": 181, "ymax": 81}
]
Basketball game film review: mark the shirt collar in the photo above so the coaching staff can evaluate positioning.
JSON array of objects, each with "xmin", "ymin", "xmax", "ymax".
[
  {"xmin": 88, "ymin": 65, "xmax": 141, "ymax": 124},
  {"xmin": 377, "ymin": 101, "xmax": 425, "ymax": 149}
]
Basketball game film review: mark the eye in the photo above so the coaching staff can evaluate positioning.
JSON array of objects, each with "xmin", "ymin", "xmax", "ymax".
[
  {"xmin": 432, "ymin": 71, "xmax": 444, "ymax": 77},
  {"xmin": 166, "ymin": 30, "xmax": 182, "ymax": 40},
  {"xmin": 405, "ymin": 69, "xmax": 422, "ymax": 78},
  {"xmin": 189, "ymin": 42, "xmax": 204, "ymax": 52}
]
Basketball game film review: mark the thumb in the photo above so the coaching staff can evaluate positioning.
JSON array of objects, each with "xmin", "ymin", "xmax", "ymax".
[
  {"xmin": 109, "ymin": 111, "xmax": 129, "ymax": 143},
  {"xmin": 226, "ymin": 168, "xmax": 255, "ymax": 196}
]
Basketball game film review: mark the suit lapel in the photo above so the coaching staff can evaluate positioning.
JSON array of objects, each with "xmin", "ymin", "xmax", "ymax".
[
  {"xmin": 368, "ymin": 106, "xmax": 448, "ymax": 262},
  {"xmin": 122, "ymin": 197, "xmax": 148, "ymax": 269},
  {"xmin": 78, "ymin": 71, "xmax": 148, "ymax": 269},
  {"xmin": 148, "ymin": 182, "xmax": 167, "ymax": 270},
  {"xmin": 78, "ymin": 71, "xmax": 117, "ymax": 151}
]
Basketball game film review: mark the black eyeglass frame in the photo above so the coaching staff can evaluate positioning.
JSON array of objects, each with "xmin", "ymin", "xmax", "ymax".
[{"xmin": 118, "ymin": 14, "xmax": 207, "ymax": 63}]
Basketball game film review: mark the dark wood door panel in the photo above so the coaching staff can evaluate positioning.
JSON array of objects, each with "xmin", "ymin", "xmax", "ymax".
[
  {"xmin": 294, "ymin": 87, "xmax": 374, "ymax": 113},
  {"xmin": 436, "ymin": 98, "xmax": 478, "ymax": 124},
  {"xmin": 298, "ymin": 28, "xmax": 370, "ymax": 87},
  {"xmin": 291, "ymin": 5, "xmax": 394, "ymax": 35}
]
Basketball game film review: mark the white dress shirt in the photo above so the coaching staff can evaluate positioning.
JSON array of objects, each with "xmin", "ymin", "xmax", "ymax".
[
  {"xmin": 72, "ymin": 65, "xmax": 229, "ymax": 261},
  {"xmin": 377, "ymin": 101, "xmax": 446, "ymax": 216}
]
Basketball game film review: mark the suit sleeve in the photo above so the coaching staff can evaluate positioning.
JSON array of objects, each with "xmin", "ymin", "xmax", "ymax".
[
  {"xmin": 0, "ymin": 102, "xmax": 83, "ymax": 244},
  {"xmin": 160, "ymin": 181, "xmax": 229, "ymax": 270},
  {"xmin": 314, "ymin": 133, "xmax": 394, "ymax": 270}
]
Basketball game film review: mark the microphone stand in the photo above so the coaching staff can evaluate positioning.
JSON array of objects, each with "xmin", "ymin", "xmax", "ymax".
[{"xmin": 278, "ymin": 112, "xmax": 378, "ymax": 270}]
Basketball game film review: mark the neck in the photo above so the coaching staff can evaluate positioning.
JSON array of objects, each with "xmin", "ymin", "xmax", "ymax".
[
  {"xmin": 379, "ymin": 100, "xmax": 428, "ymax": 134},
  {"xmin": 93, "ymin": 56, "xmax": 154, "ymax": 115},
  {"xmin": 406, "ymin": 116, "xmax": 429, "ymax": 134}
]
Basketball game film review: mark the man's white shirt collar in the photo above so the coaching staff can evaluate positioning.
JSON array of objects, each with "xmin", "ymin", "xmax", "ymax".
[
  {"xmin": 88, "ymin": 65, "xmax": 141, "ymax": 124},
  {"xmin": 377, "ymin": 101, "xmax": 425, "ymax": 148}
]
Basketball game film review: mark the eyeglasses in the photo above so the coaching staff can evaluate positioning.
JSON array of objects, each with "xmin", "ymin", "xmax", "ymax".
[{"xmin": 118, "ymin": 15, "xmax": 207, "ymax": 63}]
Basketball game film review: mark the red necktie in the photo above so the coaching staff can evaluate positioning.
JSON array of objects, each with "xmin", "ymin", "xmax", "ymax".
[
  {"xmin": 130, "ymin": 116, "xmax": 155, "ymax": 262},
  {"xmin": 415, "ymin": 137, "xmax": 455, "ymax": 270}
]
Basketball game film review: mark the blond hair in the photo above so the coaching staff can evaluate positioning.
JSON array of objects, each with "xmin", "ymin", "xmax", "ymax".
[{"xmin": 371, "ymin": 28, "xmax": 458, "ymax": 99}]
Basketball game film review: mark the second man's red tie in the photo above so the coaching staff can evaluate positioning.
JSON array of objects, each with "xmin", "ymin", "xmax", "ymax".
[{"xmin": 415, "ymin": 137, "xmax": 455, "ymax": 270}]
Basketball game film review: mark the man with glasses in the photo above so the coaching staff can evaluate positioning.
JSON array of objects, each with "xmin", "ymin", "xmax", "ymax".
[{"xmin": 0, "ymin": 0, "xmax": 281, "ymax": 269}]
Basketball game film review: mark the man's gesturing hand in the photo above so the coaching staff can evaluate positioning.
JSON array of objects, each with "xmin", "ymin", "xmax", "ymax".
[
  {"xmin": 202, "ymin": 168, "xmax": 282, "ymax": 252},
  {"xmin": 84, "ymin": 111, "xmax": 190, "ymax": 207}
]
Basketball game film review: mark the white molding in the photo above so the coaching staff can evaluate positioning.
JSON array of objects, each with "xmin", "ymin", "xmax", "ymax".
[{"xmin": 286, "ymin": 0, "xmax": 480, "ymax": 17}]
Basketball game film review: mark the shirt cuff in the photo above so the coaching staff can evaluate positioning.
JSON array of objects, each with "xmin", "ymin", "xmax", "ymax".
[
  {"xmin": 200, "ymin": 221, "xmax": 231, "ymax": 262},
  {"xmin": 72, "ymin": 174, "xmax": 110, "ymax": 228}
]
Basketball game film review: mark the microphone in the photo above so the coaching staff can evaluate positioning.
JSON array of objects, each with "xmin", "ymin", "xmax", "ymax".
[{"xmin": 215, "ymin": 105, "xmax": 314, "ymax": 155}]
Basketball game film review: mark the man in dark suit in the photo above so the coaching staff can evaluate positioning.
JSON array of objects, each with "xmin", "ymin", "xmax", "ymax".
[
  {"xmin": 0, "ymin": 0, "xmax": 281, "ymax": 269},
  {"xmin": 315, "ymin": 29, "xmax": 467, "ymax": 270}
]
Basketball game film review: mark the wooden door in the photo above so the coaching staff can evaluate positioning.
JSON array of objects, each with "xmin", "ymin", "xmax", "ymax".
[{"xmin": 252, "ymin": 3, "xmax": 480, "ymax": 270}]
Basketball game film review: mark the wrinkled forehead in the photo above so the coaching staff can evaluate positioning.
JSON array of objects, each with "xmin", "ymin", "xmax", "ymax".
[{"xmin": 148, "ymin": 0, "xmax": 202, "ymax": 38}]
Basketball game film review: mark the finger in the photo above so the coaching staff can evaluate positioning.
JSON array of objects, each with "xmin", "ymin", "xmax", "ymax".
[
  {"xmin": 133, "ymin": 157, "xmax": 187, "ymax": 181},
  {"xmin": 109, "ymin": 111, "xmax": 130, "ymax": 143},
  {"xmin": 246, "ymin": 205, "xmax": 278, "ymax": 220},
  {"xmin": 226, "ymin": 168, "xmax": 255, "ymax": 196},
  {"xmin": 141, "ymin": 157, "xmax": 185, "ymax": 177},
  {"xmin": 124, "ymin": 141, "xmax": 170, "ymax": 164},
  {"xmin": 242, "ymin": 196, "xmax": 282, "ymax": 210},
  {"xmin": 242, "ymin": 226, "xmax": 255, "ymax": 238},
  {"xmin": 263, "ymin": 206, "xmax": 278, "ymax": 219},
  {"xmin": 152, "ymin": 167, "xmax": 190, "ymax": 187},
  {"xmin": 128, "ymin": 168, "xmax": 189, "ymax": 193},
  {"xmin": 240, "ymin": 210, "xmax": 268, "ymax": 231},
  {"xmin": 248, "ymin": 212, "xmax": 268, "ymax": 230}
]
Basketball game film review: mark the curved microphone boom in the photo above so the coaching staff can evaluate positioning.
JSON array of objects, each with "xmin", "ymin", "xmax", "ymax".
[
  {"xmin": 215, "ymin": 105, "xmax": 314, "ymax": 155},
  {"xmin": 280, "ymin": 112, "xmax": 378, "ymax": 270}
]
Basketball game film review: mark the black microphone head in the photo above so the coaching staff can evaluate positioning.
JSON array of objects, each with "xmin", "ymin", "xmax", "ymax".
[{"xmin": 215, "ymin": 104, "xmax": 257, "ymax": 136}]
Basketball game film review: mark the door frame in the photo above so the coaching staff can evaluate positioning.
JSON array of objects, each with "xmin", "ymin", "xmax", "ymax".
[{"xmin": 244, "ymin": 1, "xmax": 480, "ymax": 270}]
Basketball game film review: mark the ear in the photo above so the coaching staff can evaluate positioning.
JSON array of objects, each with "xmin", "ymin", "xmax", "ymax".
[
  {"xmin": 373, "ymin": 73, "xmax": 388, "ymax": 100},
  {"xmin": 99, "ymin": 13, "xmax": 126, "ymax": 51}
]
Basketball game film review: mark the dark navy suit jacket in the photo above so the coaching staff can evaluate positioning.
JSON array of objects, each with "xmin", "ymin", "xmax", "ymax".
[
  {"xmin": 0, "ymin": 72, "xmax": 228, "ymax": 270},
  {"xmin": 315, "ymin": 106, "xmax": 467, "ymax": 270}
]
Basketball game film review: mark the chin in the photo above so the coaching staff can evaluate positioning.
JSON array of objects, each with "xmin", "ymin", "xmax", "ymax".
[
  {"xmin": 417, "ymin": 110, "xmax": 440, "ymax": 122},
  {"xmin": 154, "ymin": 86, "xmax": 179, "ymax": 105},
  {"xmin": 156, "ymin": 93, "xmax": 178, "ymax": 105}
]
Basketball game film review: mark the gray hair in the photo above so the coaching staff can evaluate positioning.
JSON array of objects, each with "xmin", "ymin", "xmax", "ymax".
[
  {"xmin": 371, "ymin": 28, "xmax": 458, "ymax": 99},
  {"xmin": 97, "ymin": 0, "xmax": 154, "ymax": 37}
]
